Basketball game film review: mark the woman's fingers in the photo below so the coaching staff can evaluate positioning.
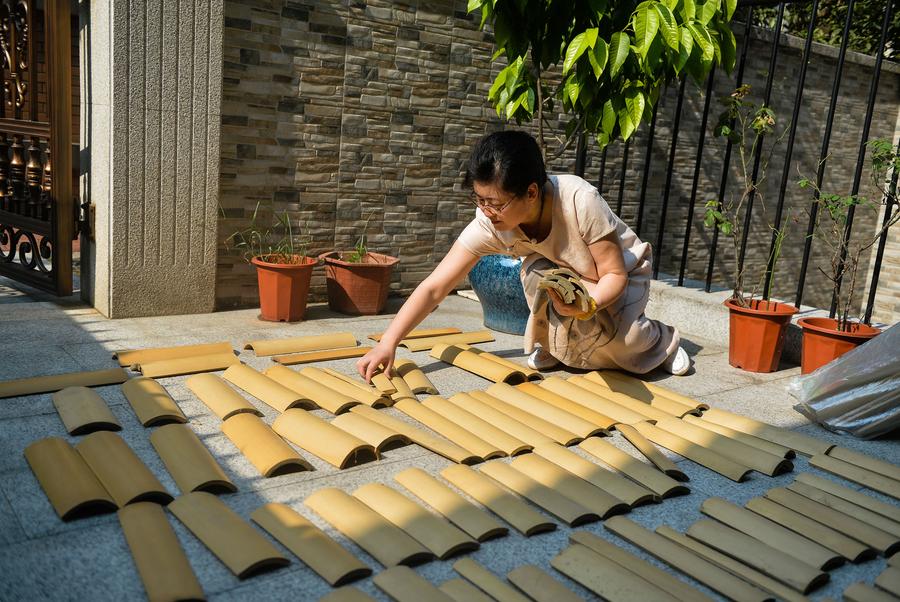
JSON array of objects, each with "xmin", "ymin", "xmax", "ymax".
[{"xmin": 547, "ymin": 288, "xmax": 580, "ymax": 316}]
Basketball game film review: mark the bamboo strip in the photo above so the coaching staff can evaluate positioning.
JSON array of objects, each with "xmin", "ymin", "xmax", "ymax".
[
  {"xmin": 251, "ymin": 502, "xmax": 371, "ymax": 586},
  {"xmin": 300, "ymin": 367, "xmax": 386, "ymax": 407},
  {"xmin": 440, "ymin": 465, "xmax": 556, "ymax": 536},
  {"xmin": 331, "ymin": 412, "xmax": 411, "ymax": 453},
  {"xmin": 349, "ymin": 405, "xmax": 480, "ymax": 464},
  {"xmin": 516, "ymin": 382, "xmax": 618, "ymax": 430},
  {"xmin": 616, "ymin": 424, "xmax": 688, "ymax": 481},
  {"xmin": 746, "ymin": 496, "xmax": 875, "ymax": 562},
  {"xmin": 265, "ymin": 365, "xmax": 358, "ymax": 414},
  {"xmin": 765, "ymin": 487, "xmax": 900, "ymax": 556},
  {"xmin": 682, "ymin": 414, "xmax": 795, "ymax": 459},
  {"xmin": 787, "ymin": 480, "xmax": 900, "ymax": 539},
  {"xmin": 401, "ymin": 330, "xmax": 494, "ymax": 352},
  {"xmin": 223, "ymin": 364, "xmax": 316, "ymax": 413},
  {"xmin": 431, "ymin": 344, "xmax": 527, "ymax": 384},
  {"xmin": 604, "ymin": 516, "xmax": 773, "ymax": 602},
  {"xmin": 795, "ymin": 473, "xmax": 900, "ymax": 523},
  {"xmin": 580, "ymin": 437, "xmax": 689, "ymax": 498},
  {"xmin": 243, "ymin": 332, "xmax": 357, "ymax": 357},
  {"xmin": 455, "ymin": 344, "xmax": 543, "ymax": 381},
  {"xmin": 118, "ymin": 502, "xmax": 204, "ymax": 601},
  {"xmin": 533, "ymin": 443, "xmax": 659, "ymax": 507},
  {"xmin": 186, "ymin": 373, "xmax": 262, "ymax": 420},
  {"xmin": 389, "ymin": 374, "xmax": 416, "ymax": 402},
  {"xmin": 371, "ymin": 373, "xmax": 397, "ymax": 395},
  {"xmin": 448, "ymin": 393, "xmax": 555, "ymax": 447},
  {"xmin": 0, "ymin": 368, "xmax": 129, "ymax": 399},
  {"xmin": 584, "ymin": 371, "xmax": 702, "ymax": 416},
  {"xmin": 657, "ymin": 525, "xmax": 807, "ymax": 602},
  {"xmin": 52, "ymin": 386, "xmax": 121, "ymax": 435},
  {"xmin": 423, "ymin": 396, "xmax": 532, "ymax": 456},
  {"xmin": 220, "ymin": 413, "xmax": 313, "ymax": 477},
  {"xmin": 507, "ymin": 564, "xmax": 584, "ymax": 602},
  {"xmin": 552, "ymin": 544, "xmax": 679, "ymax": 602},
  {"xmin": 631, "ymin": 421, "xmax": 752, "ymax": 482},
  {"xmin": 828, "ymin": 446, "xmax": 900, "ymax": 482},
  {"xmin": 453, "ymin": 558, "xmax": 531, "ymax": 602},
  {"xmin": 273, "ymin": 346, "xmax": 372, "ymax": 365},
  {"xmin": 488, "ymin": 382, "xmax": 610, "ymax": 437},
  {"xmin": 369, "ymin": 327, "xmax": 461, "ymax": 342},
  {"xmin": 479, "ymin": 461, "xmax": 599, "ymax": 526},
  {"xmin": 571, "ymin": 530, "xmax": 713, "ymax": 602},
  {"xmin": 373, "ymin": 566, "xmax": 455, "ymax": 602},
  {"xmin": 121, "ymin": 377, "xmax": 188, "ymax": 426},
  {"xmin": 440, "ymin": 578, "xmax": 495, "ymax": 602},
  {"xmin": 168, "ymin": 492, "xmax": 289, "ymax": 578},
  {"xmin": 394, "ymin": 399, "xmax": 504, "ymax": 460},
  {"xmin": 305, "ymin": 487, "xmax": 434, "ymax": 567},
  {"xmin": 700, "ymin": 408, "xmax": 832, "ymax": 456},
  {"xmin": 353, "ymin": 483, "xmax": 478, "ymax": 559},
  {"xmin": 511, "ymin": 453, "xmax": 629, "ymax": 519},
  {"xmin": 539, "ymin": 376, "xmax": 648, "ymax": 425},
  {"xmin": 394, "ymin": 359, "xmax": 437, "ymax": 394},
  {"xmin": 700, "ymin": 497, "xmax": 843, "ymax": 570},
  {"xmin": 810, "ymin": 454, "xmax": 900, "ymax": 500},
  {"xmin": 568, "ymin": 375, "xmax": 674, "ymax": 422},
  {"xmin": 394, "ymin": 467, "xmax": 508, "ymax": 542},
  {"xmin": 23, "ymin": 437, "xmax": 116, "ymax": 520},
  {"xmin": 137, "ymin": 353, "xmax": 240, "ymax": 378},
  {"xmin": 845, "ymin": 582, "xmax": 897, "ymax": 602},
  {"xmin": 468, "ymin": 391, "xmax": 581, "ymax": 446},
  {"xmin": 75, "ymin": 431, "xmax": 172, "ymax": 506},
  {"xmin": 875, "ymin": 566, "xmax": 900, "ymax": 598},
  {"xmin": 273, "ymin": 409, "xmax": 376, "ymax": 469},
  {"xmin": 321, "ymin": 368, "xmax": 389, "ymax": 399},
  {"xmin": 114, "ymin": 341, "xmax": 233, "ymax": 368},
  {"xmin": 150, "ymin": 424, "xmax": 237, "ymax": 494}
]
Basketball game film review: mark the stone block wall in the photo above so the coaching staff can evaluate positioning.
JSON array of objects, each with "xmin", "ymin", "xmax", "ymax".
[{"xmin": 216, "ymin": 1, "xmax": 900, "ymax": 324}]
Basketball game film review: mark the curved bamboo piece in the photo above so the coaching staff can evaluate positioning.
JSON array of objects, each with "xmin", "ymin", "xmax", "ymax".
[
  {"xmin": 265, "ymin": 365, "xmax": 358, "ymax": 414},
  {"xmin": 845, "ymin": 583, "xmax": 897, "ymax": 602},
  {"xmin": 455, "ymin": 344, "xmax": 543, "ymax": 381},
  {"xmin": 423, "ymin": 395, "xmax": 532, "ymax": 456},
  {"xmin": 354, "ymin": 483, "xmax": 478, "ymax": 559},
  {"xmin": 374, "ymin": 566, "xmax": 455, "ymax": 602},
  {"xmin": 401, "ymin": 330, "xmax": 494, "ymax": 352},
  {"xmin": 305, "ymin": 487, "xmax": 434, "ymax": 567},
  {"xmin": 585, "ymin": 371, "xmax": 705, "ymax": 415},
  {"xmin": 507, "ymin": 564, "xmax": 583, "ymax": 602},
  {"xmin": 300, "ymin": 367, "xmax": 386, "ymax": 407},
  {"xmin": 369, "ymin": 327, "xmax": 461, "ymax": 342},
  {"xmin": 516, "ymin": 382, "xmax": 616, "ymax": 431},
  {"xmin": 121, "ymin": 377, "xmax": 188, "ymax": 426},
  {"xmin": 488, "ymin": 382, "xmax": 609, "ymax": 437},
  {"xmin": 430, "ymin": 344, "xmax": 526, "ymax": 384},
  {"xmin": 243, "ymin": 332, "xmax": 357, "ymax": 356},
  {"xmin": 389, "ymin": 374, "xmax": 416, "ymax": 402},
  {"xmin": 616, "ymin": 423, "xmax": 688, "ymax": 482},
  {"xmin": 552, "ymin": 544, "xmax": 679, "ymax": 602},
  {"xmin": 169, "ymin": 492, "xmax": 289, "ymax": 578},
  {"xmin": 631, "ymin": 421, "xmax": 752, "ymax": 482},
  {"xmin": 809, "ymin": 454, "xmax": 900, "ymax": 500},
  {"xmin": 787, "ymin": 480, "xmax": 900, "ymax": 539},
  {"xmin": 795, "ymin": 472, "xmax": 900, "ymax": 523},
  {"xmin": 273, "ymin": 346, "xmax": 372, "ymax": 365},
  {"xmin": 321, "ymin": 368, "xmax": 396, "ymax": 405},
  {"xmin": 119, "ymin": 502, "xmax": 204, "ymax": 601},
  {"xmin": 447, "ymin": 392, "xmax": 554, "ymax": 448},
  {"xmin": 700, "ymin": 407, "xmax": 833, "ymax": 456},
  {"xmin": 150, "ymin": 423, "xmax": 236, "ymax": 494},
  {"xmin": 251, "ymin": 502, "xmax": 371, "ymax": 586},
  {"xmin": 0, "ymin": 368, "xmax": 128, "ymax": 399},
  {"xmin": 468, "ymin": 390, "xmax": 581, "ymax": 446},
  {"xmin": 220, "ymin": 413, "xmax": 313, "ymax": 477},
  {"xmin": 331, "ymin": 412, "xmax": 411, "ymax": 453},
  {"xmin": 136, "ymin": 353, "xmax": 240, "ymax": 378},
  {"xmin": 223, "ymin": 364, "xmax": 316, "ymax": 413},
  {"xmin": 580, "ymin": 437, "xmax": 689, "ymax": 498},
  {"xmin": 52, "ymin": 386, "xmax": 121, "ymax": 435},
  {"xmin": 394, "ymin": 359, "xmax": 437, "ymax": 394},
  {"xmin": 682, "ymin": 414, "xmax": 794, "ymax": 459},
  {"xmin": 538, "ymin": 377, "xmax": 647, "ymax": 425},
  {"xmin": 186, "ymin": 373, "xmax": 262, "ymax": 420},
  {"xmin": 827, "ymin": 446, "xmax": 900, "ymax": 482},
  {"xmin": 273, "ymin": 409, "xmax": 376, "ymax": 469},
  {"xmin": 453, "ymin": 558, "xmax": 531, "ymax": 602},
  {"xmin": 24, "ymin": 437, "xmax": 116, "ymax": 520},
  {"xmin": 567, "ymin": 376, "xmax": 673, "ymax": 422},
  {"xmin": 114, "ymin": 341, "xmax": 233, "ymax": 367},
  {"xmin": 440, "ymin": 578, "xmax": 496, "ymax": 602},
  {"xmin": 75, "ymin": 431, "xmax": 172, "ymax": 506},
  {"xmin": 394, "ymin": 398, "xmax": 504, "ymax": 460}
]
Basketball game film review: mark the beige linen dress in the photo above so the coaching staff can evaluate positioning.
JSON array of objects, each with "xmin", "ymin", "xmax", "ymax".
[{"xmin": 457, "ymin": 174, "xmax": 679, "ymax": 373}]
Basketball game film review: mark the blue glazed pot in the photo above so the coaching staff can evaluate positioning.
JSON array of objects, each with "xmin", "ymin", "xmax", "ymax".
[{"xmin": 467, "ymin": 254, "xmax": 530, "ymax": 335}]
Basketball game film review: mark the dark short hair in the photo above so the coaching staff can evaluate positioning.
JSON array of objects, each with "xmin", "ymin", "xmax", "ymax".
[{"xmin": 464, "ymin": 130, "xmax": 547, "ymax": 197}]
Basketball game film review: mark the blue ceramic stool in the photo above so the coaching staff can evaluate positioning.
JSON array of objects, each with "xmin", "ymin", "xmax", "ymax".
[{"xmin": 468, "ymin": 254, "xmax": 530, "ymax": 335}]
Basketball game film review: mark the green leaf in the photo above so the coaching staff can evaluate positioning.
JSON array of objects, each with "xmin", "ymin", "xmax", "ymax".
[
  {"xmin": 563, "ymin": 29, "xmax": 597, "ymax": 75},
  {"xmin": 675, "ymin": 26, "xmax": 693, "ymax": 73},
  {"xmin": 698, "ymin": 0, "xmax": 718, "ymax": 25},
  {"xmin": 488, "ymin": 67, "xmax": 509, "ymax": 100},
  {"xmin": 625, "ymin": 87, "xmax": 646, "ymax": 126},
  {"xmin": 679, "ymin": 0, "xmax": 696, "ymax": 21},
  {"xmin": 618, "ymin": 107, "xmax": 636, "ymax": 141},
  {"xmin": 565, "ymin": 78, "xmax": 583, "ymax": 107},
  {"xmin": 725, "ymin": 0, "xmax": 736, "ymax": 20},
  {"xmin": 633, "ymin": 5, "xmax": 660, "ymax": 55},
  {"xmin": 601, "ymin": 99, "xmax": 616, "ymax": 134},
  {"xmin": 609, "ymin": 32, "xmax": 630, "ymax": 77},
  {"xmin": 654, "ymin": 4, "xmax": 679, "ymax": 51},
  {"xmin": 596, "ymin": 132, "xmax": 611, "ymax": 149},
  {"xmin": 587, "ymin": 38, "xmax": 609, "ymax": 79},
  {"xmin": 521, "ymin": 87, "xmax": 535, "ymax": 114},
  {"xmin": 506, "ymin": 95, "xmax": 524, "ymax": 119},
  {"xmin": 466, "ymin": 0, "xmax": 483, "ymax": 13},
  {"xmin": 719, "ymin": 23, "xmax": 736, "ymax": 71},
  {"xmin": 688, "ymin": 22, "xmax": 714, "ymax": 63}
]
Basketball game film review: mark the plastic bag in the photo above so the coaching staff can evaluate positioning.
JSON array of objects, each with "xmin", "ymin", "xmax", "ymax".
[{"xmin": 788, "ymin": 322, "xmax": 900, "ymax": 439}]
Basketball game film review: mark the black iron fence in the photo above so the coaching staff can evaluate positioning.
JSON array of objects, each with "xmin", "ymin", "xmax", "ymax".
[{"xmin": 578, "ymin": 0, "xmax": 897, "ymax": 324}]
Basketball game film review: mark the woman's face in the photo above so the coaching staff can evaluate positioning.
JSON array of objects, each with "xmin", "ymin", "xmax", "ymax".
[{"xmin": 471, "ymin": 180, "xmax": 540, "ymax": 231}]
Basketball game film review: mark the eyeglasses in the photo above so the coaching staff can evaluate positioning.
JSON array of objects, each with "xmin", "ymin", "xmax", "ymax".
[{"xmin": 469, "ymin": 192, "xmax": 516, "ymax": 215}]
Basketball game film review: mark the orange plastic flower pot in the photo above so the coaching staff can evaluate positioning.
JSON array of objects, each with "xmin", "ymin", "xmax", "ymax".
[
  {"xmin": 797, "ymin": 317, "xmax": 880, "ymax": 374},
  {"xmin": 252, "ymin": 255, "xmax": 316, "ymax": 322},
  {"xmin": 319, "ymin": 251, "xmax": 398, "ymax": 315},
  {"xmin": 725, "ymin": 298, "xmax": 798, "ymax": 373}
]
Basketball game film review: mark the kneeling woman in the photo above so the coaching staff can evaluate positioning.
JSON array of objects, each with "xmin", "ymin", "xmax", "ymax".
[{"xmin": 357, "ymin": 130, "xmax": 689, "ymax": 381}]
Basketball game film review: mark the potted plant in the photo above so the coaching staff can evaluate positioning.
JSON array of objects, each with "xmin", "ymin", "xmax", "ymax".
[
  {"xmin": 226, "ymin": 201, "xmax": 316, "ymax": 322},
  {"xmin": 795, "ymin": 139, "xmax": 898, "ymax": 373},
  {"xmin": 703, "ymin": 85, "xmax": 797, "ymax": 373},
  {"xmin": 319, "ymin": 213, "xmax": 398, "ymax": 315}
]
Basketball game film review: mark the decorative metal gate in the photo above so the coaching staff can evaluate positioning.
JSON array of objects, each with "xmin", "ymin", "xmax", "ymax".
[{"xmin": 0, "ymin": 0, "xmax": 74, "ymax": 295}]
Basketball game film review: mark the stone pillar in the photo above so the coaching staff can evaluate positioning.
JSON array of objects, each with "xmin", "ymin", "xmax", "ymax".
[{"xmin": 82, "ymin": 0, "xmax": 223, "ymax": 317}]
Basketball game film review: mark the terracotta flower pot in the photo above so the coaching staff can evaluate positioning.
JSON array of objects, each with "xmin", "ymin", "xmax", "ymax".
[
  {"xmin": 319, "ymin": 251, "xmax": 398, "ymax": 315},
  {"xmin": 725, "ymin": 298, "xmax": 798, "ymax": 373},
  {"xmin": 251, "ymin": 255, "xmax": 316, "ymax": 322},
  {"xmin": 797, "ymin": 317, "xmax": 881, "ymax": 374}
]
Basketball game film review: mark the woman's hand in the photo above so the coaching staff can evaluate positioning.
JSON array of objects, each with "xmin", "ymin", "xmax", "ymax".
[
  {"xmin": 357, "ymin": 343, "xmax": 396, "ymax": 383},
  {"xmin": 547, "ymin": 288, "xmax": 585, "ymax": 317}
]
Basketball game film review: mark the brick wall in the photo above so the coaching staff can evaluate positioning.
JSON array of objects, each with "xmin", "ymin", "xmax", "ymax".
[{"xmin": 217, "ymin": 1, "xmax": 900, "ymax": 324}]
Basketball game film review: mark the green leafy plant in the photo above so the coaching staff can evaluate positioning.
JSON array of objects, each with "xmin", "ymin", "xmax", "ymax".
[
  {"xmin": 341, "ymin": 211, "xmax": 376, "ymax": 263},
  {"xmin": 468, "ymin": 0, "xmax": 737, "ymax": 154},
  {"xmin": 225, "ymin": 200, "xmax": 310, "ymax": 265},
  {"xmin": 798, "ymin": 138, "xmax": 899, "ymax": 330},
  {"xmin": 703, "ymin": 85, "xmax": 791, "ymax": 306}
]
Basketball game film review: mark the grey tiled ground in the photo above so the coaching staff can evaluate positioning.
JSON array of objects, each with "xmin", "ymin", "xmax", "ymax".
[{"xmin": 0, "ymin": 276, "xmax": 897, "ymax": 601}]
